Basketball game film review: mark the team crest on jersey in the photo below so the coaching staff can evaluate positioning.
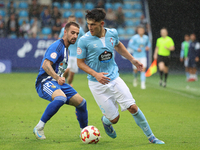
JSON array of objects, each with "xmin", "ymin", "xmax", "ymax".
[
  {"xmin": 110, "ymin": 38, "xmax": 114, "ymax": 46},
  {"xmin": 51, "ymin": 85, "xmax": 56, "ymax": 88},
  {"xmin": 50, "ymin": 52, "xmax": 57, "ymax": 59},
  {"xmin": 77, "ymin": 47, "xmax": 82, "ymax": 55},
  {"xmin": 99, "ymin": 51, "xmax": 112, "ymax": 63}
]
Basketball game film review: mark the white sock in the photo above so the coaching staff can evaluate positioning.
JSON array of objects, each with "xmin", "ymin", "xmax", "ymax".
[{"xmin": 36, "ymin": 120, "xmax": 45, "ymax": 129}]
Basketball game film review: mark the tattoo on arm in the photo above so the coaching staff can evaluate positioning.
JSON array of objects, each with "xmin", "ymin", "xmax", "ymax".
[{"xmin": 42, "ymin": 59, "xmax": 59, "ymax": 81}]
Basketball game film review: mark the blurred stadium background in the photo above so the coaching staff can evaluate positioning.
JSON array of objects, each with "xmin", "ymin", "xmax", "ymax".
[{"xmin": 0, "ymin": 0, "xmax": 199, "ymax": 73}]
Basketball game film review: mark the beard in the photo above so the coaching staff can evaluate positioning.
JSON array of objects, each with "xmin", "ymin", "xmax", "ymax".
[{"xmin": 68, "ymin": 38, "xmax": 76, "ymax": 44}]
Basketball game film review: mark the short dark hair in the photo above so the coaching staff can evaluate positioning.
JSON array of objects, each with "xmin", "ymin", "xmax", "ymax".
[
  {"xmin": 64, "ymin": 22, "xmax": 79, "ymax": 30},
  {"xmin": 161, "ymin": 27, "xmax": 168, "ymax": 31},
  {"xmin": 85, "ymin": 8, "xmax": 106, "ymax": 22}
]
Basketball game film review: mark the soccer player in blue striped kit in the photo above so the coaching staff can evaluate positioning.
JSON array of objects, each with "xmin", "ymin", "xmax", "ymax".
[
  {"xmin": 77, "ymin": 8, "xmax": 164, "ymax": 144},
  {"xmin": 33, "ymin": 22, "xmax": 88, "ymax": 140},
  {"xmin": 128, "ymin": 26, "xmax": 151, "ymax": 89}
]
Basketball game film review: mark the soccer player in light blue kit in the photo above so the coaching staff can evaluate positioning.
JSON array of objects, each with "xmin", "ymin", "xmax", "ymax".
[
  {"xmin": 128, "ymin": 26, "xmax": 151, "ymax": 89},
  {"xmin": 77, "ymin": 8, "xmax": 164, "ymax": 144},
  {"xmin": 180, "ymin": 34, "xmax": 190, "ymax": 80},
  {"xmin": 33, "ymin": 22, "xmax": 88, "ymax": 140},
  {"xmin": 58, "ymin": 16, "xmax": 85, "ymax": 86}
]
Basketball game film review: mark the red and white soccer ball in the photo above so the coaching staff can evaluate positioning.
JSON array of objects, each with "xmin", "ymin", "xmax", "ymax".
[{"xmin": 81, "ymin": 125, "xmax": 101, "ymax": 144}]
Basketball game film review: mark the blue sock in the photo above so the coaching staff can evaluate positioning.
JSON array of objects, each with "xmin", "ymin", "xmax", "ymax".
[
  {"xmin": 186, "ymin": 72, "xmax": 190, "ymax": 79},
  {"xmin": 102, "ymin": 116, "xmax": 112, "ymax": 125},
  {"xmin": 140, "ymin": 72, "xmax": 146, "ymax": 82},
  {"xmin": 76, "ymin": 99, "xmax": 88, "ymax": 129},
  {"xmin": 132, "ymin": 108, "xmax": 153, "ymax": 137},
  {"xmin": 41, "ymin": 96, "xmax": 67, "ymax": 123}
]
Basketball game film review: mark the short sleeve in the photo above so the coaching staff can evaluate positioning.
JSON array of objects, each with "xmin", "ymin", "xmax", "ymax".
[
  {"xmin": 113, "ymin": 29, "xmax": 120, "ymax": 46},
  {"xmin": 44, "ymin": 42, "xmax": 61, "ymax": 64},
  {"xmin": 77, "ymin": 37, "xmax": 87, "ymax": 59},
  {"xmin": 156, "ymin": 39, "xmax": 159, "ymax": 47},
  {"xmin": 169, "ymin": 38, "xmax": 175, "ymax": 46}
]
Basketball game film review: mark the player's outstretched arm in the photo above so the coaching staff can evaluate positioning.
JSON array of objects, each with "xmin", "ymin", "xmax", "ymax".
[
  {"xmin": 42, "ymin": 59, "xmax": 65, "ymax": 85},
  {"xmin": 115, "ymin": 42, "xmax": 143, "ymax": 72},
  {"xmin": 77, "ymin": 58, "xmax": 110, "ymax": 84}
]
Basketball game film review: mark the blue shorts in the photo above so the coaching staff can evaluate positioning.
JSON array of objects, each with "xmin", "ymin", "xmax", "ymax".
[{"xmin": 36, "ymin": 80, "xmax": 77, "ymax": 103}]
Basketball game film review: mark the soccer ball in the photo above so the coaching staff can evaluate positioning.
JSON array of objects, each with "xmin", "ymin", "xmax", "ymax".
[{"xmin": 80, "ymin": 125, "xmax": 101, "ymax": 144}]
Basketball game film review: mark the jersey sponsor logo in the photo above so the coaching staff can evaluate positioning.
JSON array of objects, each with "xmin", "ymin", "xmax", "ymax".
[
  {"xmin": 99, "ymin": 51, "xmax": 112, "ymax": 63},
  {"xmin": 77, "ymin": 47, "xmax": 82, "ymax": 55},
  {"xmin": 50, "ymin": 52, "xmax": 57, "ymax": 59}
]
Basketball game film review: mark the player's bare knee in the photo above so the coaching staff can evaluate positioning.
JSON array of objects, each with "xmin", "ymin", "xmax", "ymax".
[
  {"xmin": 128, "ymin": 104, "xmax": 138, "ymax": 114},
  {"xmin": 69, "ymin": 93, "xmax": 83, "ymax": 106},
  {"xmin": 111, "ymin": 115, "xmax": 120, "ymax": 124}
]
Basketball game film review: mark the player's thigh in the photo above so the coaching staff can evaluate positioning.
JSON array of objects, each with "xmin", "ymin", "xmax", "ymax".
[
  {"xmin": 69, "ymin": 93, "xmax": 83, "ymax": 107},
  {"xmin": 88, "ymin": 81, "xmax": 119, "ymax": 121},
  {"xmin": 36, "ymin": 80, "xmax": 63, "ymax": 102},
  {"xmin": 113, "ymin": 77, "xmax": 135, "ymax": 111},
  {"xmin": 158, "ymin": 61, "xmax": 165, "ymax": 69},
  {"xmin": 60, "ymin": 83, "xmax": 78, "ymax": 104}
]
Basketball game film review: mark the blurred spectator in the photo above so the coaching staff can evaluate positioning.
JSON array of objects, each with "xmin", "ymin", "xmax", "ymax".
[
  {"xmin": 0, "ymin": 15, "xmax": 6, "ymax": 38},
  {"xmin": 19, "ymin": 20, "xmax": 30, "ymax": 37},
  {"xmin": 40, "ymin": 0, "xmax": 51, "ymax": 9},
  {"xmin": 7, "ymin": 1, "xmax": 16, "ymax": 17},
  {"xmin": 52, "ymin": 0, "xmax": 64, "ymax": 3},
  {"xmin": 28, "ymin": 0, "xmax": 41, "ymax": 21},
  {"xmin": 77, "ymin": 17, "xmax": 86, "ymax": 32},
  {"xmin": 29, "ymin": 17, "xmax": 40, "ymax": 38},
  {"xmin": 53, "ymin": 33, "xmax": 59, "ymax": 39},
  {"xmin": 51, "ymin": 6, "xmax": 62, "ymax": 25},
  {"xmin": 41, "ymin": 9, "xmax": 51, "ymax": 27},
  {"xmin": 61, "ymin": 18, "xmax": 67, "ymax": 27},
  {"xmin": 140, "ymin": 14, "xmax": 148, "ymax": 34},
  {"xmin": 105, "ymin": 8, "xmax": 116, "ymax": 28},
  {"xmin": 115, "ymin": 6, "xmax": 125, "ymax": 28},
  {"xmin": 52, "ymin": 17, "xmax": 62, "ymax": 36},
  {"xmin": 95, "ymin": 0, "xmax": 105, "ymax": 9},
  {"xmin": 6, "ymin": 13, "xmax": 19, "ymax": 37}
]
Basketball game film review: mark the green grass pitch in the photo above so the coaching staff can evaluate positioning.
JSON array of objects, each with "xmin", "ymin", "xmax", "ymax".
[{"xmin": 0, "ymin": 73, "xmax": 200, "ymax": 150}]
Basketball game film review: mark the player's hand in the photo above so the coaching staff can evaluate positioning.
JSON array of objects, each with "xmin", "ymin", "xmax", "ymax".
[
  {"xmin": 137, "ymin": 48, "xmax": 142, "ymax": 52},
  {"xmin": 195, "ymin": 57, "xmax": 199, "ymax": 62},
  {"xmin": 180, "ymin": 58, "xmax": 183, "ymax": 62},
  {"xmin": 145, "ymin": 47, "xmax": 149, "ymax": 51},
  {"xmin": 94, "ymin": 72, "xmax": 111, "ymax": 85},
  {"xmin": 57, "ymin": 77, "xmax": 65, "ymax": 85},
  {"xmin": 131, "ymin": 59, "xmax": 143, "ymax": 72}
]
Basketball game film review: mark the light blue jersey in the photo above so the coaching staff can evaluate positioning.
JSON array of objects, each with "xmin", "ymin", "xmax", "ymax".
[
  {"xmin": 58, "ymin": 27, "xmax": 85, "ymax": 57},
  {"xmin": 128, "ymin": 34, "xmax": 151, "ymax": 58},
  {"xmin": 77, "ymin": 28, "xmax": 119, "ymax": 82}
]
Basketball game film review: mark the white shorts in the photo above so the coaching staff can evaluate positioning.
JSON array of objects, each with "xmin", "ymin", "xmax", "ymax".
[
  {"xmin": 184, "ymin": 58, "xmax": 189, "ymax": 67},
  {"xmin": 67, "ymin": 56, "xmax": 78, "ymax": 73},
  {"xmin": 132, "ymin": 57, "xmax": 147, "ymax": 69},
  {"xmin": 88, "ymin": 77, "xmax": 136, "ymax": 120}
]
